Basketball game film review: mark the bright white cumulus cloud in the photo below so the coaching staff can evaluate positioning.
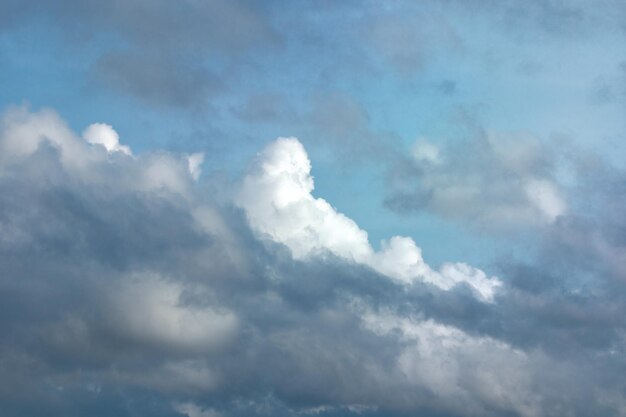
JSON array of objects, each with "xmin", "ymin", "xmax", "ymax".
[
  {"xmin": 236, "ymin": 137, "xmax": 502, "ymax": 302},
  {"xmin": 83, "ymin": 122, "xmax": 132, "ymax": 155},
  {"xmin": 0, "ymin": 106, "xmax": 204, "ymax": 197}
]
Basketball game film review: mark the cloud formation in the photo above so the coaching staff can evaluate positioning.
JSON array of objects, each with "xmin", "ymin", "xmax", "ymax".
[
  {"xmin": 2, "ymin": 1, "xmax": 626, "ymax": 416},
  {"xmin": 387, "ymin": 130, "xmax": 568, "ymax": 230},
  {"xmin": 83, "ymin": 123, "xmax": 132, "ymax": 155},
  {"xmin": 1, "ymin": 106, "xmax": 626, "ymax": 417},
  {"xmin": 236, "ymin": 137, "xmax": 501, "ymax": 301}
]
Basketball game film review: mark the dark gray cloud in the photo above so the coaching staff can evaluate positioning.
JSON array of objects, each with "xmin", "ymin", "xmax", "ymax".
[{"xmin": 1, "ymin": 106, "xmax": 626, "ymax": 417}]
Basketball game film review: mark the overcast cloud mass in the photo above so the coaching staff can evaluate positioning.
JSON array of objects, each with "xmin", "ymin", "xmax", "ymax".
[{"xmin": 2, "ymin": 1, "xmax": 626, "ymax": 417}]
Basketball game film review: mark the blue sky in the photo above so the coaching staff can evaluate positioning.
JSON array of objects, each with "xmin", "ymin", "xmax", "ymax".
[{"xmin": 1, "ymin": 1, "xmax": 626, "ymax": 417}]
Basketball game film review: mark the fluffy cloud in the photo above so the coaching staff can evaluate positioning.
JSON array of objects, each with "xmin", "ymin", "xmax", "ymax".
[
  {"xmin": 83, "ymin": 123, "xmax": 132, "ymax": 155},
  {"xmin": 0, "ymin": 106, "xmax": 198, "ymax": 195},
  {"xmin": 236, "ymin": 137, "xmax": 501, "ymax": 301},
  {"xmin": 1, "ymin": 107, "xmax": 625, "ymax": 417},
  {"xmin": 0, "ymin": 106, "xmax": 96, "ymax": 173},
  {"xmin": 361, "ymin": 311, "xmax": 543, "ymax": 417}
]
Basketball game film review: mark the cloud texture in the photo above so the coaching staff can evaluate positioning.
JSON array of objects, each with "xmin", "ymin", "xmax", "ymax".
[
  {"xmin": 2, "ymin": 1, "xmax": 626, "ymax": 416},
  {"xmin": 1, "ymin": 106, "xmax": 626, "ymax": 417},
  {"xmin": 387, "ymin": 131, "xmax": 568, "ymax": 230}
]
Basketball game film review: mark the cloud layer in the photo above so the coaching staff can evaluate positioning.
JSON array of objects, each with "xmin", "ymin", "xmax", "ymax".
[
  {"xmin": 2, "ymin": 1, "xmax": 626, "ymax": 416},
  {"xmin": 1, "ymin": 106, "xmax": 626, "ymax": 417}
]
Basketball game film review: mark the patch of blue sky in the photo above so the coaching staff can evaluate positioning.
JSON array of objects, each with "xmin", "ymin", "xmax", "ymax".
[{"xmin": 1, "ymin": 2, "xmax": 623, "ymax": 271}]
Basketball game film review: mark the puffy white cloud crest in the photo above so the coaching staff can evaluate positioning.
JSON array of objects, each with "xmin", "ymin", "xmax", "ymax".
[
  {"xmin": 236, "ymin": 137, "xmax": 501, "ymax": 302},
  {"xmin": 83, "ymin": 122, "xmax": 132, "ymax": 155},
  {"xmin": 0, "ymin": 106, "xmax": 205, "ymax": 196}
]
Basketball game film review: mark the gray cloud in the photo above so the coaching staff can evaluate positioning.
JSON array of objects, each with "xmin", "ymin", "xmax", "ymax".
[
  {"xmin": 361, "ymin": 6, "xmax": 463, "ymax": 76},
  {"xmin": 2, "ymin": 1, "xmax": 626, "ymax": 414},
  {"xmin": 382, "ymin": 113, "xmax": 626, "ymax": 356},
  {"xmin": 95, "ymin": 50, "xmax": 224, "ymax": 109},
  {"xmin": 0, "ymin": 0, "xmax": 281, "ymax": 109},
  {"xmin": 231, "ymin": 92, "xmax": 298, "ymax": 124},
  {"xmin": 386, "ymin": 126, "xmax": 567, "ymax": 231},
  {"xmin": 1, "ymin": 106, "xmax": 626, "ymax": 417},
  {"xmin": 5, "ymin": 0, "xmax": 623, "ymax": 116},
  {"xmin": 304, "ymin": 92, "xmax": 403, "ymax": 164},
  {"xmin": 82, "ymin": 0, "xmax": 281, "ymax": 109}
]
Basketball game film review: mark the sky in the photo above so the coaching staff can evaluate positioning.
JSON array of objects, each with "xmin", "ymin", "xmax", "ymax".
[{"xmin": 1, "ymin": 1, "xmax": 626, "ymax": 416}]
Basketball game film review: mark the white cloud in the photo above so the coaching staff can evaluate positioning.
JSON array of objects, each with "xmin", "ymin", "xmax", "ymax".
[
  {"xmin": 187, "ymin": 152, "xmax": 205, "ymax": 181},
  {"xmin": 236, "ymin": 137, "xmax": 501, "ymax": 301},
  {"xmin": 411, "ymin": 139, "xmax": 440, "ymax": 165},
  {"xmin": 236, "ymin": 138, "xmax": 372, "ymax": 262},
  {"xmin": 0, "ymin": 106, "xmax": 95, "ymax": 172},
  {"xmin": 361, "ymin": 311, "xmax": 542, "ymax": 417},
  {"xmin": 140, "ymin": 153, "xmax": 193, "ymax": 195},
  {"xmin": 109, "ymin": 274, "xmax": 238, "ymax": 352},
  {"xmin": 0, "ymin": 106, "xmax": 203, "ymax": 197},
  {"xmin": 83, "ymin": 122, "xmax": 132, "ymax": 155},
  {"xmin": 524, "ymin": 178, "xmax": 566, "ymax": 222}
]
